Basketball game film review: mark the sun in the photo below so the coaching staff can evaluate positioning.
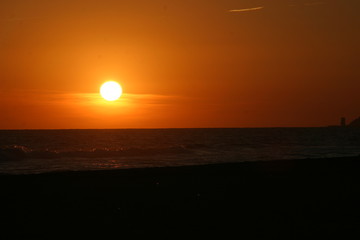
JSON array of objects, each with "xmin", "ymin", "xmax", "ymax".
[{"xmin": 100, "ymin": 81, "xmax": 122, "ymax": 101}]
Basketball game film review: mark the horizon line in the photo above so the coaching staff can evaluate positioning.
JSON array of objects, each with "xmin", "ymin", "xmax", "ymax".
[{"xmin": 0, "ymin": 126, "xmax": 333, "ymax": 130}]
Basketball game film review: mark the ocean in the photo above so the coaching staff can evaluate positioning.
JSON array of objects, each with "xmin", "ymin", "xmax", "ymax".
[{"xmin": 1, "ymin": 128, "xmax": 360, "ymax": 174}]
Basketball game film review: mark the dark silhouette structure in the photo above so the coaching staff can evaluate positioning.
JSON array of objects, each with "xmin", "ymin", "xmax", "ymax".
[{"xmin": 341, "ymin": 117, "xmax": 346, "ymax": 127}]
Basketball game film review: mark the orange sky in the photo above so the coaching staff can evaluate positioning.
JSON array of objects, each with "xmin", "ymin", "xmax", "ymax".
[{"xmin": 1, "ymin": 0, "xmax": 359, "ymax": 129}]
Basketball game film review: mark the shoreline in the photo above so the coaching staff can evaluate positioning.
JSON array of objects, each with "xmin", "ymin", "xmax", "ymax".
[
  {"xmin": 1, "ymin": 154, "xmax": 359, "ymax": 177},
  {"xmin": 1, "ymin": 155, "xmax": 360, "ymax": 237}
]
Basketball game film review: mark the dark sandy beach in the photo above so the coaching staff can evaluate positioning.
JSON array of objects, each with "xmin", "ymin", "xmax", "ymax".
[{"xmin": 1, "ymin": 156, "xmax": 360, "ymax": 238}]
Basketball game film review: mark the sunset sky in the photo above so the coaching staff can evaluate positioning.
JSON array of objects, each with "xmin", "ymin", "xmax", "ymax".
[{"xmin": 1, "ymin": 0, "xmax": 359, "ymax": 129}]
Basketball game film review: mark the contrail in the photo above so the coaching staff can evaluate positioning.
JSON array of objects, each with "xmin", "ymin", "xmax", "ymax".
[{"xmin": 229, "ymin": 6, "xmax": 264, "ymax": 13}]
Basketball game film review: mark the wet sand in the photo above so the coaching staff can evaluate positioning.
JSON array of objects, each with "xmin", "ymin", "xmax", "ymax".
[{"xmin": 1, "ymin": 156, "xmax": 360, "ymax": 238}]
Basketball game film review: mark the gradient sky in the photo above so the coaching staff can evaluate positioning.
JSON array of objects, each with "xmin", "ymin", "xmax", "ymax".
[{"xmin": 1, "ymin": 0, "xmax": 359, "ymax": 129}]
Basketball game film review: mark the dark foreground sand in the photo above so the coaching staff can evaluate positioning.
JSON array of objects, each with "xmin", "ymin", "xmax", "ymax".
[{"xmin": 1, "ymin": 156, "xmax": 360, "ymax": 238}]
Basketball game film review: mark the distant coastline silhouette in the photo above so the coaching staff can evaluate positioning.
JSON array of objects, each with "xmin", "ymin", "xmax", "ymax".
[
  {"xmin": 329, "ymin": 117, "xmax": 360, "ymax": 128},
  {"xmin": 348, "ymin": 117, "xmax": 360, "ymax": 127}
]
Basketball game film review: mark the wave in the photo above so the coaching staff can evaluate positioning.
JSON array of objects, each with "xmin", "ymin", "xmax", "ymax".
[
  {"xmin": 0, "ymin": 145, "xmax": 30, "ymax": 160},
  {"xmin": 0, "ymin": 145, "xmax": 196, "ymax": 161}
]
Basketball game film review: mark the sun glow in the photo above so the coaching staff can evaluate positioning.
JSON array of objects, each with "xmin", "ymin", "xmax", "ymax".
[{"xmin": 100, "ymin": 81, "xmax": 122, "ymax": 101}]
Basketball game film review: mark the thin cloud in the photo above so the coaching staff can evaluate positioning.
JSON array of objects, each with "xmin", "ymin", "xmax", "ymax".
[
  {"xmin": 0, "ymin": 89, "xmax": 185, "ymax": 108},
  {"xmin": 228, "ymin": 6, "xmax": 264, "ymax": 13}
]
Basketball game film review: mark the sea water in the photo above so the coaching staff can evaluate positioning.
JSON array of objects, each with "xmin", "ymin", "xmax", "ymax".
[{"xmin": 0, "ymin": 128, "xmax": 360, "ymax": 174}]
